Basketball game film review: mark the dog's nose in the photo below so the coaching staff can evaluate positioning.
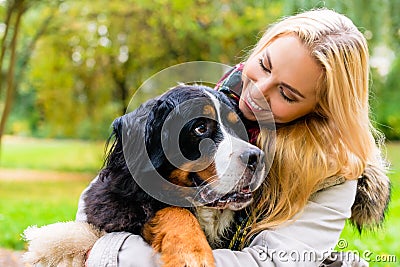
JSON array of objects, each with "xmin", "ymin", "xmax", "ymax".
[{"xmin": 240, "ymin": 148, "xmax": 264, "ymax": 171}]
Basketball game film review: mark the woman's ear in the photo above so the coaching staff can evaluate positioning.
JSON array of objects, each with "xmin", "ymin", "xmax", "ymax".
[{"xmin": 312, "ymin": 103, "xmax": 327, "ymax": 119}]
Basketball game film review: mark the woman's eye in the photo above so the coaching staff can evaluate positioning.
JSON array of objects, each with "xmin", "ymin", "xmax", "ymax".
[
  {"xmin": 259, "ymin": 58, "xmax": 271, "ymax": 74},
  {"xmin": 194, "ymin": 123, "xmax": 208, "ymax": 136},
  {"xmin": 279, "ymin": 86, "xmax": 297, "ymax": 103}
]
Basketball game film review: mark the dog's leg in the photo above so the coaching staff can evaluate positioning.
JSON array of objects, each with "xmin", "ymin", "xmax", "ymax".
[{"xmin": 143, "ymin": 207, "xmax": 215, "ymax": 267}]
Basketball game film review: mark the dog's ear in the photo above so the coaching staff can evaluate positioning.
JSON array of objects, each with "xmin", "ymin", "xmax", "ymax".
[
  {"xmin": 100, "ymin": 115, "xmax": 130, "ymax": 178},
  {"xmin": 101, "ymin": 107, "xmax": 150, "ymax": 176},
  {"xmin": 111, "ymin": 116, "xmax": 124, "ymax": 140},
  {"xmin": 145, "ymin": 99, "xmax": 175, "ymax": 170}
]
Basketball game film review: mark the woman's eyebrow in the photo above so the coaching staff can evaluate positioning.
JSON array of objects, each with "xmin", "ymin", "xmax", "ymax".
[
  {"xmin": 282, "ymin": 83, "xmax": 306, "ymax": 98},
  {"xmin": 265, "ymin": 48, "xmax": 306, "ymax": 99}
]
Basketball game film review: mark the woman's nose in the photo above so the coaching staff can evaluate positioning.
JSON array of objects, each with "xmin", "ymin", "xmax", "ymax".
[{"xmin": 255, "ymin": 77, "xmax": 273, "ymax": 99}]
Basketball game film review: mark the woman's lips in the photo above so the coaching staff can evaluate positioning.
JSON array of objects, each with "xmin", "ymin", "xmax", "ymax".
[
  {"xmin": 246, "ymin": 94, "xmax": 263, "ymax": 111},
  {"xmin": 244, "ymin": 90, "xmax": 269, "ymax": 112},
  {"xmin": 241, "ymin": 78, "xmax": 275, "ymax": 124},
  {"xmin": 241, "ymin": 89, "xmax": 275, "ymax": 124}
]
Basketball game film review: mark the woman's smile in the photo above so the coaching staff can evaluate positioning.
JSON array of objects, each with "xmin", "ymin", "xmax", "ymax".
[{"xmin": 240, "ymin": 80, "xmax": 274, "ymax": 123}]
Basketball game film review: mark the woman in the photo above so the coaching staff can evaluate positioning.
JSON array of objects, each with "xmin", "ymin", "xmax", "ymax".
[{"xmin": 81, "ymin": 8, "xmax": 390, "ymax": 266}]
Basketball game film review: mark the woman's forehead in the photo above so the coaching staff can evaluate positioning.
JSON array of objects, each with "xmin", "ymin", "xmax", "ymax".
[{"xmin": 262, "ymin": 36, "xmax": 322, "ymax": 98}]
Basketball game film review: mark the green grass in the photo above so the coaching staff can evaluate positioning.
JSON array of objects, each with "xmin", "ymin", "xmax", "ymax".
[
  {"xmin": 0, "ymin": 136, "xmax": 104, "ymax": 172},
  {"xmin": 338, "ymin": 141, "xmax": 400, "ymax": 265},
  {"xmin": 0, "ymin": 136, "xmax": 101, "ymax": 249},
  {"xmin": 0, "ymin": 179, "xmax": 90, "ymax": 250},
  {"xmin": 0, "ymin": 137, "xmax": 399, "ymax": 262}
]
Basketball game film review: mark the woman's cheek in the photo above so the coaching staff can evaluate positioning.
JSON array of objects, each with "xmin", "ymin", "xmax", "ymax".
[{"xmin": 271, "ymin": 104, "xmax": 290, "ymax": 123}]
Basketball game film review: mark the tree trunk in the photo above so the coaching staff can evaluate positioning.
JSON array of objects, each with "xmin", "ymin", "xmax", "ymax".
[
  {"xmin": 0, "ymin": 0, "xmax": 25, "ymax": 151},
  {"xmin": 0, "ymin": 2, "xmax": 14, "ymax": 95}
]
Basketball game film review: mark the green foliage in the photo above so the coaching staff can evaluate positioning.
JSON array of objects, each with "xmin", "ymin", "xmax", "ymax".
[
  {"xmin": 3, "ymin": 0, "xmax": 284, "ymax": 140},
  {"xmin": 388, "ymin": 0, "xmax": 400, "ymax": 50},
  {"xmin": 283, "ymin": 0, "xmax": 387, "ymax": 46},
  {"xmin": 1, "ymin": 0, "xmax": 400, "ymax": 140},
  {"xmin": 374, "ymin": 57, "xmax": 400, "ymax": 140}
]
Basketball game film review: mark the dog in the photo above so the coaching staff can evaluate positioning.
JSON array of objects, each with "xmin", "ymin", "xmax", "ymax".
[{"xmin": 23, "ymin": 84, "xmax": 266, "ymax": 267}]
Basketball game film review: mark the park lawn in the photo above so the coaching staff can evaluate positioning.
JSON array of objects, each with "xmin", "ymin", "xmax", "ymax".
[
  {"xmin": 338, "ymin": 141, "xmax": 400, "ymax": 263},
  {"xmin": 0, "ymin": 136, "xmax": 100, "ymax": 250},
  {"xmin": 0, "ymin": 179, "xmax": 91, "ymax": 250},
  {"xmin": 0, "ymin": 137, "xmax": 399, "ymax": 259},
  {"xmin": 0, "ymin": 136, "xmax": 105, "ymax": 172}
]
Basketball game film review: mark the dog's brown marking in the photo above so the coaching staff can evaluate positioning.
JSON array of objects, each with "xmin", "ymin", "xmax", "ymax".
[
  {"xmin": 169, "ymin": 167, "xmax": 191, "ymax": 187},
  {"xmin": 143, "ymin": 207, "xmax": 215, "ymax": 267},
  {"xmin": 169, "ymin": 160, "xmax": 217, "ymax": 187},
  {"xmin": 227, "ymin": 111, "xmax": 239, "ymax": 124},
  {"xmin": 196, "ymin": 162, "xmax": 217, "ymax": 184},
  {"xmin": 203, "ymin": 104, "xmax": 216, "ymax": 119}
]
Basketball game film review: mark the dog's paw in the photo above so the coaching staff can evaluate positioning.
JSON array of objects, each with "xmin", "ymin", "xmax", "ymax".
[
  {"xmin": 143, "ymin": 207, "xmax": 216, "ymax": 267},
  {"xmin": 161, "ymin": 241, "xmax": 215, "ymax": 267},
  {"xmin": 157, "ymin": 211, "xmax": 216, "ymax": 267}
]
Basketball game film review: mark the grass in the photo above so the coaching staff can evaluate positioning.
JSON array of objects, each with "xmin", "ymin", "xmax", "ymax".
[
  {"xmin": 338, "ymin": 141, "xmax": 400, "ymax": 264},
  {"xmin": 0, "ymin": 137, "xmax": 399, "ymax": 264},
  {"xmin": 0, "ymin": 135, "xmax": 104, "ymax": 172},
  {"xmin": 0, "ymin": 136, "xmax": 102, "ymax": 249},
  {"xmin": 0, "ymin": 179, "xmax": 90, "ymax": 250}
]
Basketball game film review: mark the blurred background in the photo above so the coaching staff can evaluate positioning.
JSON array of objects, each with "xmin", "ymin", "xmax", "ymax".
[{"xmin": 0, "ymin": 0, "xmax": 399, "ymax": 264}]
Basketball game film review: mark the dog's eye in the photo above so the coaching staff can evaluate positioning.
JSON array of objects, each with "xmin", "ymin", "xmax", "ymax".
[{"xmin": 194, "ymin": 123, "xmax": 208, "ymax": 136}]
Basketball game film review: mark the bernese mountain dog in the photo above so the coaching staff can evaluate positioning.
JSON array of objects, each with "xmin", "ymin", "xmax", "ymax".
[{"xmin": 83, "ymin": 84, "xmax": 266, "ymax": 267}]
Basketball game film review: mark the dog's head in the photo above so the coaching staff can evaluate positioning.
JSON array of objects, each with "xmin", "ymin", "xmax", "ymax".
[
  {"xmin": 108, "ymin": 85, "xmax": 266, "ymax": 210},
  {"xmin": 128, "ymin": 84, "xmax": 265, "ymax": 210}
]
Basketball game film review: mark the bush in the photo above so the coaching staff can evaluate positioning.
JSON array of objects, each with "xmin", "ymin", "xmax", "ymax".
[{"xmin": 372, "ymin": 57, "xmax": 400, "ymax": 140}]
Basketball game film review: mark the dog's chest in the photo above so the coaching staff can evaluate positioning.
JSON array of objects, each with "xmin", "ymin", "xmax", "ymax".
[{"xmin": 195, "ymin": 207, "xmax": 235, "ymax": 248}]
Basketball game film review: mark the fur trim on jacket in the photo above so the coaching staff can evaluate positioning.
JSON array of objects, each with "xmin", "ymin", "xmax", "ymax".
[
  {"xmin": 316, "ymin": 163, "xmax": 391, "ymax": 232},
  {"xmin": 350, "ymin": 164, "xmax": 391, "ymax": 231}
]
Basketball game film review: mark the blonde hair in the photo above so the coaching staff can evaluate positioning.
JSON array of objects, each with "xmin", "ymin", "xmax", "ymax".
[{"xmin": 245, "ymin": 9, "xmax": 386, "ymax": 239}]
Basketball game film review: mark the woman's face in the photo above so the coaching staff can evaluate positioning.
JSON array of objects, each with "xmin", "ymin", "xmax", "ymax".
[{"xmin": 240, "ymin": 35, "xmax": 322, "ymax": 124}]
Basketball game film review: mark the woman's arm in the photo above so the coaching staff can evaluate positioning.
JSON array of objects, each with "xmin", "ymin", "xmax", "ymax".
[
  {"xmin": 212, "ymin": 179, "xmax": 357, "ymax": 266},
  {"xmin": 81, "ymin": 179, "xmax": 358, "ymax": 267}
]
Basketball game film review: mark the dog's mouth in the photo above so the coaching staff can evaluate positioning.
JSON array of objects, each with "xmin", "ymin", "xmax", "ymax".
[
  {"xmin": 201, "ymin": 186, "xmax": 254, "ymax": 210},
  {"xmin": 190, "ymin": 166, "xmax": 264, "ymax": 210}
]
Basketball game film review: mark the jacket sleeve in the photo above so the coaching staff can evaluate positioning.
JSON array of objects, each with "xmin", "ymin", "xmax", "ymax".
[
  {"xmin": 212, "ymin": 179, "xmax": 357, "ymax": 266},
  {"xmin": 83, "ymin": 179, "xmax": 357, "ymax": 267}
]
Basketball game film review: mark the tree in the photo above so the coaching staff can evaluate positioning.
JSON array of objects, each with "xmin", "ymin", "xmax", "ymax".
[
  {"xmin": 0, "ymin": 0, "xmax": 57, "ymax": 150},
  {"xmin": 0, "ymin": 0, "xmax": 26, "ymax": 150},
  {"xmin": 26, "ymin": 0, "xmax": 283, "ymax": 139}
]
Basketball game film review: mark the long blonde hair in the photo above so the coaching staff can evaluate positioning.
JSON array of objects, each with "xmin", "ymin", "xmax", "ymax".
[{"xmin": 246, "ymin": 9, "xmax": 386, "ymax": 238}]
